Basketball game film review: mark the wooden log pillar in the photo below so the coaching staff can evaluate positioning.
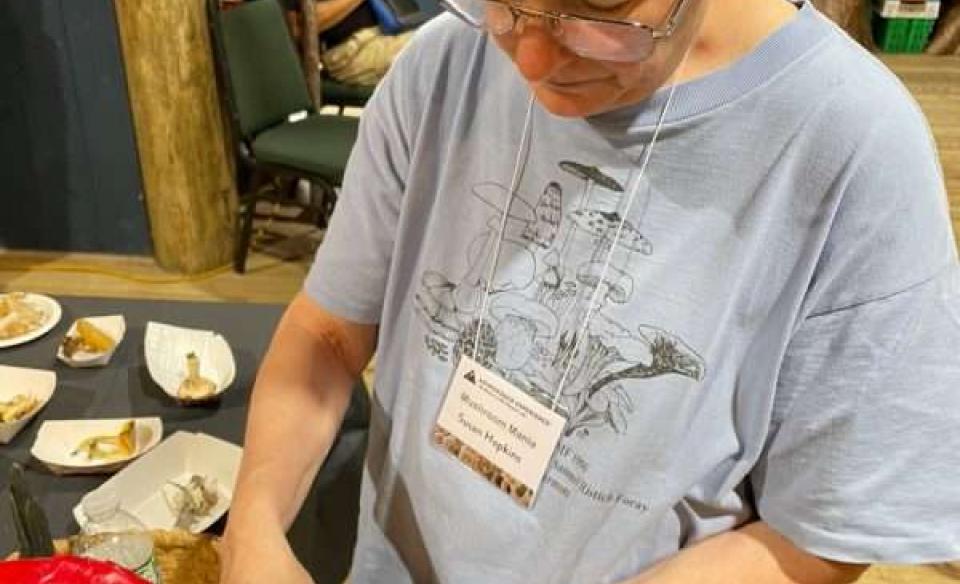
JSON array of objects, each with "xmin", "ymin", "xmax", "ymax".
[
  {"xmin": 928, "ymin": 0, "xmax": 960, "ymax": 54},
  {"xmin": 114, "ymin": 0, "xmax": 237, "ymax": 274},
  {"xmin": 301, "ymin": 0, "xmax": 322, "ymax": 108},
  {"xmin": 812, "ymin": 0, "xmax": 876, "ymax": 49}
]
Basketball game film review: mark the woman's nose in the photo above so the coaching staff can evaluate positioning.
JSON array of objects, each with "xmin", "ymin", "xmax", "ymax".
[{"xmin": 510, "ymin": 21, "xmax": 572, "ymax": 83}]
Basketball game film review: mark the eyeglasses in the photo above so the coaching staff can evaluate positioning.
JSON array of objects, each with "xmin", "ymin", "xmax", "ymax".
[{"xmin": 439, "ymin": 0, "xmax": 692, "ymax": 62}]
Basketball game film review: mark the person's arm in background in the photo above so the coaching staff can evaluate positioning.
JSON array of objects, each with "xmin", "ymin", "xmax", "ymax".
[
  {"xmin": 220, "ymin": 292, "xmax": 376, "ymax": 584},
  {"xmin": 285, "ymin": 0, "xmax": 367, "ymax": 38},
  {"xmin": 313, "ymin": 0, "xmax": 367, "ymax": 33},
  {"xmin": 619, "ymin": 521, "xmax": 867, "ymax": 584}
]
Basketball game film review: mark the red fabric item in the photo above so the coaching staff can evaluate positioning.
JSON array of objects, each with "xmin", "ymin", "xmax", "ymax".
[{"xmin": 0, "ymin": 556, "xmax": 149, "ymax": 584}]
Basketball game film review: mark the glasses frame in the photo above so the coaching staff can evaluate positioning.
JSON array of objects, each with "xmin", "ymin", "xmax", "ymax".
[{"xmin": 440, "ymin": 0, "xmax": 693, "ymax": 60}]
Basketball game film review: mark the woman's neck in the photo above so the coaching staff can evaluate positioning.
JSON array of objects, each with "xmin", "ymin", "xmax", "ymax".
[{"xmin": 676, "ymin": 0, "xmax": 800, "ymax": 84}]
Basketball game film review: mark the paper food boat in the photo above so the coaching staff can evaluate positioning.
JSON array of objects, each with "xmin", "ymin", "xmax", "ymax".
[
  {"xmin": 31, "ymin": 417, "xmax": 163, "ymax": 475},
  {"xmin": 144, "ymin": 322, "xmax": 236, "ymax": 405},
  {"xmin": 56, "ymin": 315, "xmax": 126, "ymax": 368},
  {"xmin": 73, "ymin": 431, "xmax": 241, "ymax": 533},
  {"xmin": 0, "ymin": 365, "xmax": 56, "ymax": 444}
]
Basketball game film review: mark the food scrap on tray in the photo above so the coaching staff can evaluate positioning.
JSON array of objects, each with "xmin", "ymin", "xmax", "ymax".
[
  {"xmin": 61, "ymin": 319, "xmax": 117, "ymax": 358},
  {"xmin": 0, "ymin": 293, "xmax": 46, "ymax": 341},
  {"xmin": 163, "ymin": 474, "xmax": 220, "ymax": 529},
  {"xmin": 72, "ymin": 420, "xmax": 136, "ymax": 462},
  {"xmin": 0, "ymin": 394, "xmax": 38, "ymax": 423},
  {"xmin": 177, "ymin": 353, "xmax": 217, "ymax": 401}
]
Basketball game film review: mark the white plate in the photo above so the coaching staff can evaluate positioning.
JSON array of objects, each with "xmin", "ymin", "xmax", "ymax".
[
  {"xmin": 0, "ymin": 365, "xmax": 56, "ymax": 444},
  {"xmin": 31, "ymin": 417, "xmax": 163, "ymax": 475},
  {"xmin": 144, "ymin": 322, "xmax": 236, "ymax": 404},
  {"xmin": 73, "ymin": 431, "xmax": 242, "ymax": 533},
  {"xmin": 56, "ymin": 315, "xmax": 126, "ymax": 368},
  {"xmin": 0, "ymin": 293, "xmax": 62, "ymax": 349}
]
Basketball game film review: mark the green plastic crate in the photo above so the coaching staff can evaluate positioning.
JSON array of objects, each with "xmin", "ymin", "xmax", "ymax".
[{"xmin": 872, "ymin": 14, "xmax": 937, "ymax": 53}]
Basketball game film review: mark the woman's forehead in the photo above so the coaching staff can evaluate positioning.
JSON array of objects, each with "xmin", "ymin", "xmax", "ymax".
[{"xmin": 521, "ymin": 0, "xmax": 669, "ymax": 18}]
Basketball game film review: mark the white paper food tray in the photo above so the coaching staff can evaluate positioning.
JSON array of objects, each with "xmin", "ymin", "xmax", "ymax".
[
  {"xmin": 73, "ymin": 431, "xmax": 242, "ymax": 533},
  {"xmin": 56, "ymin": 315, "xmax": 126, "ymax": 368},
  {"xmin": 0, "ymin": 365, "xmax": 56, "ymax": 444},
  {"xmin": 31, "ymin": 417, "xmax": 163, "ymax": 475},
  {"xmin": 144, "ymin": 322, "xmax": 236, "ymax": 404}
]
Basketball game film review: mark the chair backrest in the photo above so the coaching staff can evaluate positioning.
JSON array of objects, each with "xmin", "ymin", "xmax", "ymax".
[{"xmin": 208, "ymin": 0, "xmax": 314, "ymax": 139}]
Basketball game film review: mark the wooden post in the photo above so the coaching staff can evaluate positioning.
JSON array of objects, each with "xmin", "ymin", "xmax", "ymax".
[
  {"xmin": 114, "ymin": 0, "xmax": 237, "ymax": 274},
  {"xmin": 301, "ymin": 0, "xmax": 322, "ymax": 108},
  {"xmin": 928, "ymin": 2, "xmax": 960, "ymax": 54},
  {"xmin": 811, "ymin": 0, "xmax": 876, "ymax": 49}
]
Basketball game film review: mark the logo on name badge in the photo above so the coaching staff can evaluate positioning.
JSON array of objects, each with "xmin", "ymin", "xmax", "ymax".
[{"xmin": 464, "ymin": 370, "xmax": 477, "ymax": 384}]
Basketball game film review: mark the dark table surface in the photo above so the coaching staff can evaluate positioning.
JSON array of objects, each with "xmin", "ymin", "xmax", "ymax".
[{"xmin": 0, "ymin": 295, "xmax": 365, "ymax": 583}]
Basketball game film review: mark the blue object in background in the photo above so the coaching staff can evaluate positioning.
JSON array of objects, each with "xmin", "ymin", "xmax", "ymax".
[{"xmin": 368, "ymin": 0, "xmax": 439, "ymax": 33}]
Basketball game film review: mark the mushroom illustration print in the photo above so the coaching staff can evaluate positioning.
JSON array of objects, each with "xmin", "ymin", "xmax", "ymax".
[
  {"xmin": 559, "ymin": 161, "xmax": 625, "ymax": 211},
  {"xmin": 522, "ymin": 182, "xmax": 563, "ymax": 249},
  {"xmin": 488, "ymin": 293, "xmax": 558, "ymax": 371},
  {"xmin": 415, "ymin": 165, "xmax": 707, "ymax": 444}
]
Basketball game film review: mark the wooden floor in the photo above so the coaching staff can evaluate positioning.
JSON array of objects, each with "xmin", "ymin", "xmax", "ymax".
[
  {"xmin": 0, "ymin": 55, "xmax": 957, "ymax": 583},
  {"xmin": 884, "ymin": 55, "xmax": 960, "ymax": 239}
]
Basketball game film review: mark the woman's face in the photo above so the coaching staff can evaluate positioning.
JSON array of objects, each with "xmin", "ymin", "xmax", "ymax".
[{"xmin": 492, "ymin": 0, "xmax": 708, "ymax": 117}]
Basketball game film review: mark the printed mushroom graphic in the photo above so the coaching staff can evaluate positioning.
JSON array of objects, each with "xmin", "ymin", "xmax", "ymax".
[
  {"xmin": 554, "ymin": 260, "xmax": 634, "ymax": 365},
  {"xmin": 453, "ymin": 183, "xmax": 538, "ymax": 316},
  {"xmin": 522, "ymin": 182, "xmax": 563, "ymax": 249},
  {"xmin": 535, "ymin": 250, "xmax": 563, "ymax": 303},
  {"xmin": 569, "ymin": 208, "xmax": 654, "ymax": 265},
  {"xmin": 559, "ymin": 161, "xmax": 624, "ymax": 211},
  {"xmin": 576, "ymin": 260, "xmax": 634, "ymax": 308},
  {"xmin": 488, "ymin": 293, "xmax": 558, "ymax": 371},
  {"xmin": 414, "ymin": 270, "xmax": 461, "ymax": 339},
  {"xmin": 583, "ymin": 325, "xmax": 706, "ymax": 403},
  {"xmin": 559, "ymin": 321, "xmax": 705, "ymax": 437},
  {"xmin": 556, "ymin": 162, "xmax": 624, "ymax": 261}
]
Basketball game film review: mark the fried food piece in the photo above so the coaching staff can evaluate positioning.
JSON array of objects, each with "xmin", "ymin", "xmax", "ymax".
[
  {"xmin": 0, "ymin": 394, "xmax": 38, "ymax": 423},
  {"xmin": 61, "ymin": 319, "xmax": 116, "ymax": 358},
  {"xmin": 0, "ymin": 293, "xmax": 46, "ymax": 341},
  {"xmin": 177, "ymin": 353, "xmax": 217, "ymax": 401},
  {"xmin": 72, "ymin": 420, "xmax": 136, "ymax": 461}
]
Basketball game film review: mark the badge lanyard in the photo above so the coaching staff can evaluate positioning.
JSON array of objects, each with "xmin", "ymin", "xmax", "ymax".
[
  {"xmin": 432, "ymin": 65, "xmax": 687, "ymax": 510},
  {"xmin": 472, "ymin": 78, "xmax": 684, "ymax": 414}
]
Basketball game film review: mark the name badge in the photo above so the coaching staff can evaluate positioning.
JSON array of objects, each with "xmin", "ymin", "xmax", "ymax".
[{"xmin": 432, "ymin": 355, "xmax": 567, "ymax": 508}]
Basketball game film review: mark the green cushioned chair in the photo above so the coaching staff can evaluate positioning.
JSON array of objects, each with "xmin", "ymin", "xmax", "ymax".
[
  {"xmin": 321, "ymin": 77, "xmax": 375, "ymax": 110},
  {"xmin": 207, "ymin": 0, "xmax": 359, "ymax": 273}
]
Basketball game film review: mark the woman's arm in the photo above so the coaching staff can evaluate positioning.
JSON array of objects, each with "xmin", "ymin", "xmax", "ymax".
[{"xmin": 623, "ymin": 522, "xmax": 868, "ymax": 584}]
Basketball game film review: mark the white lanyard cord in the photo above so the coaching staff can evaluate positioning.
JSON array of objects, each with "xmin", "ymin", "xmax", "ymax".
[
  {"xmin": 473, "ymin": 95, "xmax": 537, "ymax": 359},
  {"xmin": 550, "ymin": 75, "xmax": 683, "ymax": 412}
]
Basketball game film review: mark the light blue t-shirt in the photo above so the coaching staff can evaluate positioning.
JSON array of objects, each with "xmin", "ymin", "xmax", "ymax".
[{"xmin": 305, "ymin": 2, "xmax": 960, "ymax": 582}]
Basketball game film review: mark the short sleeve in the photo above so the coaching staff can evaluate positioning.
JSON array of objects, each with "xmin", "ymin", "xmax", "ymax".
[
  {"xmin": 302, "ymin": 39, "xmax": 417, "ymax": 323},
  {"xmin": 752, "ymin": 265, "xmax": 960, "ymax": 563}
]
